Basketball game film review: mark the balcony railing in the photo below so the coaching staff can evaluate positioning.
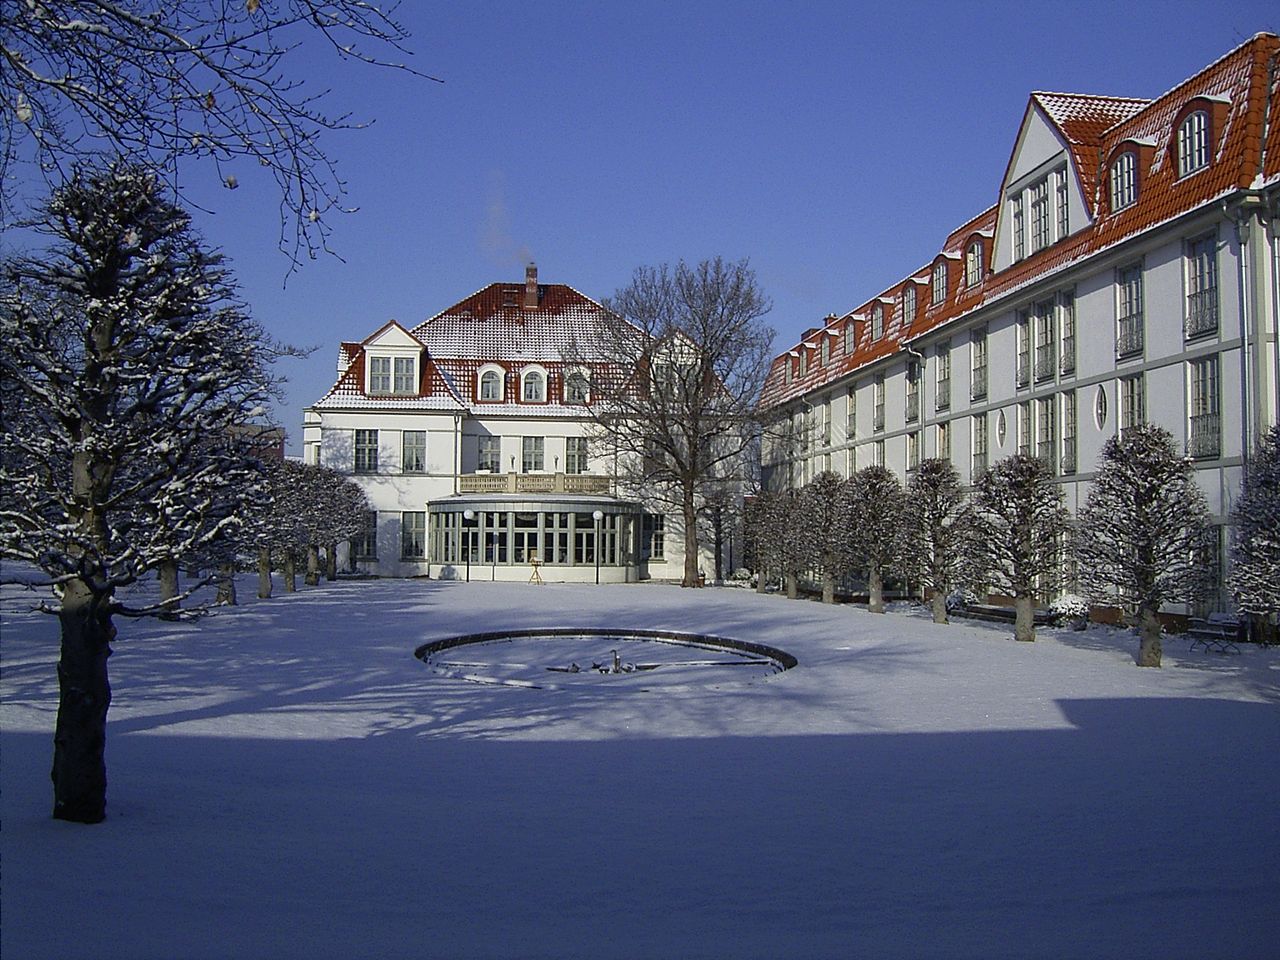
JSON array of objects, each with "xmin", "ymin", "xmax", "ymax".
[
  {"xmin": 1061, "ymin": 441, "xmax": 1077, "ymax": 475},
  {"xmin": 1060, "ymin": 337, "xmax": 1075, "ymax": 375},
  {"xmin": 458, "ymin": 472, "xmax": 612, "ymax": 495},
  {"xmin": 905, "ymin": 395, "xmax": 919, "ymax": 423},
  {"xmin": 1116, "ymin": 315, "xmax": 1144, "ymax": 358},
  {"xmin": 1185, "ymin": 288, "xmax": 1218, "ymax": 339},
  {"xmin": 970, "ymin": 366, "xmax": 988, "ymax": 400},
  {"xmin": 935, "ymin": 377, "xmax": 951, "ymax": 411},
  {"xmin": 1188, "ymin": 413, "xmax": 1221, "ymax": 459},
  {"xmin": 1016, "ymin": 355, "xmax": 1030, "ymax": 387},
  {"xmin": 971, "ymin": 452, "xmax": 988, "ymax": 477},
  {"xmin": 1037, "ymin": 440, "xmax": 1057, "ymax": 473},
  {"xmin": 1034, "ymin": 345, "xmax": 1056, "ymax": 382}
]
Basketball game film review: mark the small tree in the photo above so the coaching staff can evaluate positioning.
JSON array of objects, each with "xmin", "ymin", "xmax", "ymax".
[
  {"xmin": 0, "ymin": 163, "xmax": 282, "ymax": 822},
  {"xmin": 1076, "ymin": 425, "xmax": 1214, "ymax": 666},
  {"xmin": 743, "ymin": 490, "xmax": 784, "ymax": 593},
  {"xmin": 904, "ymin": 458, "xmax": 973, "ymax": 624},
  {"xmin": 799, "ymin": 471, "xmax": 853, "ymax": 603},
  {"xmin": 775, "ymin": 489, "xmax": 815, "ymax": 599},
  {"xmin": 1230, "ymin": 424, "xmax": 1280, "ymax": 641},
  {"xmin": 968, "ymin": 455, "xmax": 1072, "ymax": 642},
  {"xmin": 847, "ymin": 466, "xmax": 908, "ymax": 614}
]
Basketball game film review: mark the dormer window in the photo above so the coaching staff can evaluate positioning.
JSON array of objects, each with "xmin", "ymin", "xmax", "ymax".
[
  {"xmin": 522, "ymin": 368, "xmax": 546, "ymax": 402},
  {"xmin": 820, "ymin": 338, "xmax": 830, "ymax": 365},
  {"xmin": 903, "ymin": 286, "xmax": 917, "ymax": 325},
  {"xmin": 871, "ymin": 304, "xmax": 884, "ymax": 340},
  {"xmin": 1110, "ymin": 152, "xmax": 1137, "ymax": 211},
  {"xmin": 798, "ymin": 350, "xmax": 808, "ymax": 376},
  {"xmin": 565, "ymin": 369, "xmax": 590, "ymax": 404},
  {"xmin": 1177, "ymin": 110, "xmax": 1209, "ymax": 177},
  {"xmin": 478, "ymin": 367, "xmax": 504, "ymax": 402},
  {"xmin": 845, "ymin": 321, "xmax": 856, "ymax": 354},
  {"xmin": 965, "ymin": 241, "xmax": 982, "ymax": 288},
  {"xmin": 367, "ymin": 354, "xmax": 418, "ymax": 396},
  {"xmin": 370, "ymin": 357, "xmax": 392, "ymax": 393},
  {"xmin": 931, "ymin": 262, "xmax": 947, "ymax": 305}
]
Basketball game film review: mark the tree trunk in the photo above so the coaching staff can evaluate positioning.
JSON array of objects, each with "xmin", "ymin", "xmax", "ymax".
[
  {"xmin": 756, "ymin": 568, "xmax": 767, "ymax": 593},
  {"xmin": 931, "ymin": 589, "xmax": 949, "ymax": 624},
  {"xmin": 52, "ymin": 579, "xmax": 113, "ymax": 823},
  {"xmin": 822, "ymin": 572, "xmax": 835, "ymax": 604},
  {"xmin": 712, "ymin": 506, "xmax": 724, "ymax": 583},
  {"xmin": 283, "ymin": 551, "xmax": 297, "ymax": 593},
  {"xmin": 326, "ymin": 542, "xmax": 338, "ymax": 581},
  {"xmin": 305, "ymin": 543, "xmax": 320, "ymax": 586},
  {"xmin": 215, "ymin": 563, "xmax": 237, "ymax": 606},
  {"xmin": 868, "ymin": 565, "xmax": 885, "ymax": 614},
  {"xmin": 1137, "ymin": 603, "xmax": 1163, "ymax": 667},
  {"xmin": 682, "ymin": 485, "xmax": 700, "ymax": 587},
  {"xmin": 1014, "ymin": 593, "xmax": 1035, "ymax": 642},
  {"xmin": 257, "ymin": 546, "xmax": 272, "ymax": 599},
  {"xmin": 158, "ymin": 557, "xmax": 179, "ymax": 619},
  {"xmin": 785, "ymin": 573, "xmax": 798, "ymax": 599}
]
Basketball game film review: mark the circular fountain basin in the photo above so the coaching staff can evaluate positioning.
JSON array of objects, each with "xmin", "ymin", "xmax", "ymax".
[{"xmin": 415, "ymin": 628, "xmax": 797, "ymax": 690}]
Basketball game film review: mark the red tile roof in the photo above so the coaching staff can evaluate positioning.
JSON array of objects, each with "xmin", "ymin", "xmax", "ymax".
[{"xmin": 760, "ymin": 32, "xmax": 1280, "ymax": 412}]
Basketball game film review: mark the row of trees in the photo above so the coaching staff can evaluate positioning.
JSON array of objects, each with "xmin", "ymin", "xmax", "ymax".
[{"xmin": 746, "ymin": 423, "xmax": 1280, "ymax": 669}]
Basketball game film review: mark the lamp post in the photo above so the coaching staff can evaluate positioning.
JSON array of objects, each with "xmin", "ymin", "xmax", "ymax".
[
  {"xmin": 592, "ymin": 509, "xmax": 604, "ymax": 585},
  {"xmin": 462, "ymin": 509, "xmax": 474, "ymax": 582}
]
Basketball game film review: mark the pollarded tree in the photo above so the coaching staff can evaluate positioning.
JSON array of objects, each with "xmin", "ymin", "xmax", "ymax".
[
  {"xmin": 800, "ymin": 471, "xmax": 853, "ymax": 604},
  {"xmin": 847, "ymin": 465, "xmax": 908, "ymax": 614},
  {"xmin": 0, "ymin": 163, "xmax": 283, "ymax": 822},
  {"xmin": 1230, "ymin": 424, "xmax": 1280, "ymax": 639},
  {"xmin": 1076, "ymin": 425, "xmax": 1214, "ymax": 667},
  {"xmin": 295, "ymin": 463, "xmax": 370, "ymax": 586},
  {"xmin": 968, "ymin": 454, "xmax": 1072, "ymax": 643},
  {"xmin": 904, "ymin": 458, "xmax": 974, "ymax": 624},
  {"xmin": 776, "ymin": 488, "xmax": 816, "ymax": 600},
  {"xmin": 743, "ymin": 490, "xmax": 784, "ymax": 593}
]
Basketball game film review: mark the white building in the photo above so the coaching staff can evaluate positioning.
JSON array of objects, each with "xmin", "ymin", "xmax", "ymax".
[
  {"xmin": 304, "ymin": 267, "xmax": 699, "ymax": 582},
  {"xmin": 759, "ymin": 33, "xmax": 1280, "ymax": 608}
]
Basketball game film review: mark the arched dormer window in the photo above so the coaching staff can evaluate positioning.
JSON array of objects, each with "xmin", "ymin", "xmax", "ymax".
[
  {"xmin": 478, "ymin": 365, "xmax": 504, "ymax": 402},
  {"xmin": 1177, "ymin": 109, "xmax": 1209, "ymax": 178},
  {"xmin": 845, "ymin": 320, "xmax": 857, "ymax": 354},
  {"xmin": 521, "ymin": 367, "xmax": 547, "ymax": 402},
  {"xmin": 931, "ymin": 262, "xmax": 947, "ymax": 305},
  {"xmin": 965, "ymin": 241, "xmax": 983, "ymax": 288},
  {"xmin": 870, "ymin": 304, "xmax": 884, "ymax": 340},
  {"xmin": 565, "ymin": 368, "xmax": 590, "ymax": 404},
  {"xmin": 903, "ymin": 285, "xmax": 917, "ymax": 326},
  {"xmin": 1109, "ymin": 151, "xmax": 1137, "ymax": 211}
]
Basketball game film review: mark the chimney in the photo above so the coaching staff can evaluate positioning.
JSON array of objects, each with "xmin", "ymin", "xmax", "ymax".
[{"xmin": 524, "ymin": 263, "xmax": 538, "ymax": 310}]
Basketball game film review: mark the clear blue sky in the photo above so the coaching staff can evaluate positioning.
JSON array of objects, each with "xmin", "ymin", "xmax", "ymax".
[{"xmin": 157, "ymin": 1, "xmax": 1280, "ymax": 451}]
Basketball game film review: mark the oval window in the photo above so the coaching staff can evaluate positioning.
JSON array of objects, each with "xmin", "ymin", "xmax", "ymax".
[
  {"xmin": 1095, "ymin": 385, "xmax": 1108, "ymax": 430},
  {"xmin": 996, "ymin": 409, "xmax": 1008, "ymax": 447}
]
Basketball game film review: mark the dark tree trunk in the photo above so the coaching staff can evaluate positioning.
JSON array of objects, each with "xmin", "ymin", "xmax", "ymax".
[
  {"xmin": 756, "ymin": 567, "xmax": 767, "ymax": 594},
  {"xmin": 931, "ymin": 589, "xmax": 949, "ymax": 624},
  {"xmin": 305, "ymin": 543, "xmax": 320, "ymax": 586},
  {"xmin": 822, "ymin": 572, "xmax": 835, "ymax": 604},
  {"xmin": 712, "ymin": 506, "xmax": 724, "ymax": 583},
  {"xmin": 158, "ymin": 557, "xmax": 179, "ymax": 619},
  {"xmin": 283, "ymin": 551, "xmax": 297, "ymax": 593},
  {"xmin": 868, "ymin": 565, "xmax": 885, "ymax": 614},
  {"xmin": 785, "ymin": 573, "xmax": 798, "ymax": 599},
  {"xmin": 215, "ymin": 563, "xmax": 237, "ymax": 606},
  {"xmin": 52, "ymin": 579, "xmax": 113, "ymax": 823},
  {"xmin": 682, "ymin": 485, "xmax": 700, "ymax": 587},
  {"xmin": 1014, "ymin": 593, "xmax": 1035, "ymax": 642},
  {"xmin": 325, "ymin": 542, "xmax": 338, "ymax": 581},
  {"xmin": 1137, "ymin": 603, "xmax": 1163, "ymax": 667},
  {"xmin": 257, "ymin": 546, "xmax": 272, "ymax": 599}
]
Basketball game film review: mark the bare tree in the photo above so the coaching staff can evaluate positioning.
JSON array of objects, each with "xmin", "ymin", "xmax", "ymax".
[
  {"xmin": 1076, "ymin": 425, "xmax": 1213, "ymax": 667},
  {"xmin": 968, "ymin": 455, "xmax": 1072, "ymax": 643},
  {"xmin": 574, "ymin": 258, "xmax": 774, "ymax": 587},
  {"xmin": 0, "ymin": 163, "xmax": 285, "ymax": 822},
  {"xmin": 1, "ymin": 1, "xmax": 435, "ymax": 265}
]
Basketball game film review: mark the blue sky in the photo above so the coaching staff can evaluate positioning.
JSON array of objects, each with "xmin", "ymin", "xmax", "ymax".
[{"xmin": 82, "ymin": 2, "xmax": 1280, "ymax": 450}]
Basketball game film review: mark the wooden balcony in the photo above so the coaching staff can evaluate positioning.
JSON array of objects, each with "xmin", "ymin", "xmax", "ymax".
[{"xmin": 457, "ymin": 472, "xmax": 613, "ymax": 496}]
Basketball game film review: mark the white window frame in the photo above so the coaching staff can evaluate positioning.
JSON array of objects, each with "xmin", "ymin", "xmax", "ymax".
[
  {"xmin": 931, "ymin": 262, "xmax": 946, "ymax": 305},
  {"xmin": 401, "ymin": 511, "xmax": 426, "ymax": 560},
  {"xmin": 477, "ymin": 435, "xmax": 501, "ymax": 473},
  {"xmin": 871, "ymin": 303, "xmax": 884, "ymax": 340},
  {"xmin": 478, "ymin": 364, "xmax": 505, "ymax": 402},
  {"xmin": 1178, "ymin": 110, "xmax": 1209, "ymax": 178},
  {"xmin": 521, "ymin": 367, "xmax": 547, "ymax": 403},
  {"xmin": 965, "ymin": 241, "xmax": 982, "ymax": 287},
  {"xmin": 402, "ymin": 430, "xmax": 427, "ymax": 473},
  {"xmin": 564, "ymin": 367, "xmax": 591, "ymax": 404},
  {"xmin": 1109, "ymin": 152, "xmax": 1136, "ymax": 211},
  {"xmin": 522, "ymin": 435, "xmax": 545, "ymax": 472},
  {"xmin": 565, "ymin": 436, "xmax": 589, "ymax": 474},
  {"xmin": 354, "ymin": 429, "xmax": 378, "ymax": 474}
]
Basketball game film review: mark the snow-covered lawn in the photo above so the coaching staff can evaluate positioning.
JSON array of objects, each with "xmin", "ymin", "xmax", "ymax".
[{"xmin": 3, "ymin": 574, "xmax": 1278, "ymax": 959}]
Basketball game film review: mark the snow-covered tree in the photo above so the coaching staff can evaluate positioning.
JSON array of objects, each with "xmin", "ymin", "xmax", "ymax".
[
  {"xmin": 0, "ymin": 163, "xmax": 283, "ymax": 822},
  {"xmin": 295, "ymin": 464, "xmax": 369, "ymax": 586},
  {"xmin": 847, "ymin": 465, "xmax": 908, "ymax": 614},
  {"xmin": 1230, "ymin": 424, "xmax": 1280, "ymax": 640},
  {"xmin": 775, "ymin": 488, "xmax": 816, "ymax": 599},
  {"xmin": 1075, "ymin": 425, "xmax": 1214, "ymax": 666},
  {"xmin": 904, "ymin": 458, "xmax": 973, "ymax": 624},
  {"xmin": 743, "ymin": 491, "xmax": 782, "ymax": 593},
  {"xmin": 799, "ymin": 471, "xmax": 853, "ymax": 603},
  {"xmin": 968, "ymin": 455, "xmax": 1072, "ymax": 642}
]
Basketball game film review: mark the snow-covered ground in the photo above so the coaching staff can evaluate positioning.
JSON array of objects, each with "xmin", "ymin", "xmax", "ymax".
[{"xmin": 3, "ymin": 573, "xmax": 1278, "ymax": 959}]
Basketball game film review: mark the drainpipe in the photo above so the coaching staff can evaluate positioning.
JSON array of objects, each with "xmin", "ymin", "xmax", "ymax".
[
  {"xmin": 1228, "ymin": 196, "xmax": 1261, "ymax": 464},
  {"xmin": 453, "ymin": 412, "xmax": 463, "ymax": 494}
]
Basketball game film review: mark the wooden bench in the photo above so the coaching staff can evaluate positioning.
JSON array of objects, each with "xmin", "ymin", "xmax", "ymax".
[
  {"xmin": 956, "ymin": 603, "xmax": 1055, "ymax": 626},
  {"xmin": 1187, "ymin": 614, "xmax": 1243, "ymax": 654}
]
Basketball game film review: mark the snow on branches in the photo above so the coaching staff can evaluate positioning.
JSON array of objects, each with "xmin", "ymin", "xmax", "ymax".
[
  {"xmin": 1230, "ymin": 424, "xmax": 1280, "ymax": 627},
  {"xmin": 904, "ymin": 458, "xmax": 974, "ymax": 624}
]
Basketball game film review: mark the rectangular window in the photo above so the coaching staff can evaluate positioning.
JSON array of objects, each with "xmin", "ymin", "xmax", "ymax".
[
  {"xmin": 1116, "ymin": 264, "xmax": 1144, "ymax": 358},
  {"xmin": 871, "ymin": 304, "xmax": 884, "ymax": 340},
  {"xmin": 369, "ymin": 357, "xmax": 391, "ymax": 394},
  {"xmin": 903, "ymin": 286, "xmax": 917, "ymax": 325},
  {"xmin": 972, "ymin": 414, "xmax": 988, "ymax": 478},
  {"xmin": 819, "ymin": 397, "xmax": 831, "ymax": 446},
  {"xmin": 820, "ymin": 338, "xmax": 830, "ymax": 365},
  {"xmin": 1016, "ymin": 312, "xmax": 1031, "ymax": 387},
  {"xmin": 1030, "ymin": 179, "xmax": 1050, "ymax": 252},
  {"xmin": 846, "ymin": 386, "xmax": 856, "ymax": 442},
  {"xmin": 522, "ymin": 436, "xmax": 545, "ymax": 473},
  {"xmin": 873, "ymin": 438, "xmax": 885, "ymax": 468},
  {"xmin": 1055, "ymin": 168, "xmax": 1069, "ymax": 239},
  {"xmin": 1062, "ymin": 391, "xmax": 1078, "ymax": 475},
  {"xmin": 935, "ymin": 341, "xmax": 951, "ymax": 411},
  {"xmin": 1059, "ymin": 292, "xmax": 1076, "ymax": 375},
  {"xmin": 907, "ymin": 431, "xmax": 920, "ymax": 472},
  {"xmin": 478, "ymin": 435, "xmax": 501, "ymax": 473},
  {"xmin": 931, "ymin": 264, "xmax": 946, "ymax": 305},
  {"xmin": 1189, "ymin": 356, "xmax": 1220, "ymax": 458},
  {"xmin": 402, "ymin": 430, "xmax": 426, "ymax": 473},
  {"xmin": 1037, "ymin": 397, "xmax": 1057, "ymax": 472},
  {"xmin": 937, "ymin": 420, "xmax": 951, "ymax": 463},
  {"xmin": 354, "ymin": 510, "xmax": 378, "ymax": 560},
  {"xmin": 1120, "ymin": 374, "xmax": 1146, "ymax": 434},
  {"xmin": 642, "ymin": 514, "xmax": 665, "ymax": 561},
  {"xmin": 1186, "ymin": 234, "xmax": 1218, "ymax": 339},
  {"xmin": 971, "ymin": 327, "xmax": 988, "ymax": 400},
  {"xmin": 393, "ymin": 357, "xmax": 416, "ymax": 394},
  {"xmin": 401, "ymin": 511, "xmax": 426, "ymax": 560},
  {"xmin": 354, "ymin": 429, "xmax": 378, "ymax": 474},
  {"xmin": 1034, "ymin": 300, "xmax": 1056, "ymax": 382},
  {"xmin": 1018, "ymin": 401, "xmax": 1032, "ymax": 457},
  {"xmin": 873, "ymin": 376, "xmax": 885, "ymax": 432},
  {"xmin": 845, "ymin": 322, "xmax": 857, "ymax": 355},
  {"xmin": 1012, "ymin": 195, "xmax": 1025, "ymax": 261},
  {"xmin": 566, "ymin": 437, "xmax": 588, "ymax": 474},
  {"xmin": 905, "ymin": 362, "xmax": 920, "ymax": 423}
]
